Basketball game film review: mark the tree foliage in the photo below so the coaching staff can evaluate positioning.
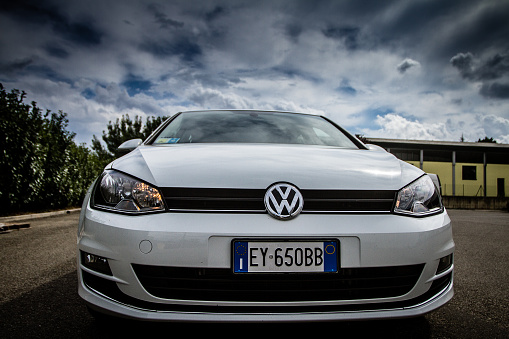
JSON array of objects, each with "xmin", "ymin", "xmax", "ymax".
[
  {"xmin": 0, "ymin": 83, "xmax": 167, "ymax": 215},
  {"xmin": 477, "ymin": 136, "xmax": 497, "ymax": 143},
  {"xmin": 0, "ymin": 84, "xmax": 102, "ymax": 215}
]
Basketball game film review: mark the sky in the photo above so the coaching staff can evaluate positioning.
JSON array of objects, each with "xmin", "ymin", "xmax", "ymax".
[{"xmin": 1, "ymin": 0, "xmax": 509, "ymax": 146}]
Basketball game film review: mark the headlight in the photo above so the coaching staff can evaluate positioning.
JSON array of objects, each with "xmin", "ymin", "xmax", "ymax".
[
  {"xmin": 92, "ymin": 170, "xmax": 165, "ymax": 213},
  {"xmin": 394, "ymin": 175, "xmax": 443, "ymax": 217}
]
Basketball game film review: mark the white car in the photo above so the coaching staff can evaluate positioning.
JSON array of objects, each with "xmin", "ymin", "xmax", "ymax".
[{"xmin": 78, "ymin": 110, "xmax": 454, "ymax": 322}]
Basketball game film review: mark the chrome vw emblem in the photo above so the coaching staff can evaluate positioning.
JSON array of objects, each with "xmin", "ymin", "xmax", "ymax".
[{"xmin": 264, "ymin": 183, "xmax": 304, "ymax": 220}]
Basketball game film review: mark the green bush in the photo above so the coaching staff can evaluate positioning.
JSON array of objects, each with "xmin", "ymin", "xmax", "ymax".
[
  {"xmin": 0, "ymin": 83, "xmax": 167, "ymax": 216},
  {"xmin": 0, "ymin": 84, "xmax": 103, "ymax": 215}
]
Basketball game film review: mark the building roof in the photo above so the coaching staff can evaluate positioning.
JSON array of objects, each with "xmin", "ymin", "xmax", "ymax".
[{"xmin": 366, "ymin": 137, "xmax": 509, "ymax": 152}]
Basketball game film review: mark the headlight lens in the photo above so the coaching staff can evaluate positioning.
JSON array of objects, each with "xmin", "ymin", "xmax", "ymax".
[
  {"xmin": 93, "ymin": 170, "xmax": 165, "ymax": 213},
  {"xmin": 394, "ymin": 175, "xmax": 443, "ymax": 216}
]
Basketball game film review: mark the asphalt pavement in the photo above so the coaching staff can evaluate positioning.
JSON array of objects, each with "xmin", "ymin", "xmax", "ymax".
[{"xmin": 0, "ymin": 209, "xmax": 507, "ymax": 338}]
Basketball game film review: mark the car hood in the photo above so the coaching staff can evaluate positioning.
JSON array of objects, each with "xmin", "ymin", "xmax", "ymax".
[{"xmin": 109, "ymin": 144, "xmax": 423, "ymax": 190}]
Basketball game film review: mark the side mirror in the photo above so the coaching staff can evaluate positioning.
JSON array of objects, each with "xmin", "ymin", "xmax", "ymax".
[{"xmin": 118, "ymin": 139, "xmax": 142, "ymax": 153}]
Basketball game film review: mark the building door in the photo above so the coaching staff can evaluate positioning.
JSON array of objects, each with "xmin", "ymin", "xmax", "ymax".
[{"xmin": 497, "ymin": 178, "xmax": 505, "ymax": 197}]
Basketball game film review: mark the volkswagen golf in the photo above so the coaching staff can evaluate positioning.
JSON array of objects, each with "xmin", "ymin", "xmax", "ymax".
[{"xmin": 78, "ymin": 110, "xmax": 454, "ymax": 322}]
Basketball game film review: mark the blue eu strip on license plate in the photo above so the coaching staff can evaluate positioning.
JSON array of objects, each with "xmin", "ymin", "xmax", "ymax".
[{"xmin": 233, "ymin": 241, "xmax": 338, "ymax": 273}]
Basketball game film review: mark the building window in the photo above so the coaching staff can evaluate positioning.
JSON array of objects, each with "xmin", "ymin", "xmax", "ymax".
[{"xmin": 462, "ymin": 166, "xmax": 477, "ymax": 180}]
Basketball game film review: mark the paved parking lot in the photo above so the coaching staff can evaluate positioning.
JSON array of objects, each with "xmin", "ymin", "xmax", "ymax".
[{"xmin": 0, "ymin": 209, "xmax": 507, "ymax": 338}]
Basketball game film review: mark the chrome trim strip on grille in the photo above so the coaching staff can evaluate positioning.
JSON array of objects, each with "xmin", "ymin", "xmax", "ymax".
[
  {"xmin": 167, "ymin": 209, "xmax": 393, "ymax": 214},
  {"xmin": 169, "ymin": 209, "xmax": 266, "ymax": 213}
]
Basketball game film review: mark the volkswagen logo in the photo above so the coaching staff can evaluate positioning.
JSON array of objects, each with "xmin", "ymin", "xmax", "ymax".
[{"xmin": 264, "ymin": 183, "xmax": 304, "ymax": 220}]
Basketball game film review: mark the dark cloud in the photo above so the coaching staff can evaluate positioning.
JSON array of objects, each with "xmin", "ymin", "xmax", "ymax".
[
  {"xmin": 140, "ymin": 37, "xmax": 202, "ymax": 62},
  {"xmin": 397, "ymin": 59, "xmax": 421, "ymax": 74},
  {"xmin": 451, "ymin": 53, "xmax": 509, "ymax": 81},
  {"xmin": 480, "ymin": 82, "xmax": 509, "ymax": 99},
  {"xmin": 450, "ymin": 52, "xmax": 474, "ymax": 78},
  {"xmin": 59, "ymin": 21, "xmax": 102, "ymax": 46},
  {"xmin": 205, "ymin": 6, "xmax": 227, "ymax": 22},
  {"xmin": 352, "ymin": 0, "xmax": 466, "ymax": 57},
  {"xmin": 1, "ymin": 0, "xmax": 508, "ymax": 144},
  {"xmin": 359, "ymin": 0, "xmax": 509, "ymax": 62},
  {"xmin": 284, "ymin": 23, "xmax": 303, "ymax": 42},
  {"xmin": 147, "ymin": 3, "xmax": 184, "ymax": 29},
  {"xmin": 379, "ymin": 1, "xmax": 462, "ymax": 36},
  {"xmin": 0, "ymin": 1, "xmax": 102, "ymax": 46},
  {"xmin": 444, "ymin": 2, "xmax": 509, "ymax": 57},
  {"xmin": 0, "ymin": 58, "xmax": 34, "ymax": 74},
  {"xmin": 26, "ymin": 64, "xmax": 69, "ymax": 83},
  {"xmin": 0, "ymin": 1, "xmax": 60, "ymax": 26},
  {"xmin": 45, "ymin": 44, "xmax": 69, "ymax": 59},
  {"xmin": 0, "ymin": 56, "xmax": 68, "ymax": 83},
  {"xmin": 322, "ymin": 26, "xmax": 360, "ymax": 50},
  {"xmin": 475, "ymin": 54, "xmax": 509, "ymax": 81},
  {"xmin": 451, "ymin": 52, "xmax": 509, "ymax": 99}
]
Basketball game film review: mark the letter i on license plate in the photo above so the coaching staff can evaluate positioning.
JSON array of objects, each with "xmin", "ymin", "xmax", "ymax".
[{"xmin": 233, "ymin": 241, "xmax": 338, "ymax": 273}]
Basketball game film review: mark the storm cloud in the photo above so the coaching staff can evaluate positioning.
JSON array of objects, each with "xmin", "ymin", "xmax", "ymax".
[
  {"xmin": 1, "ymin": 0, "xmax": 508, "ymax": 144},
  {"xmin": 451, "ymin": 52, "xmax": 509, "ymax": 99}
]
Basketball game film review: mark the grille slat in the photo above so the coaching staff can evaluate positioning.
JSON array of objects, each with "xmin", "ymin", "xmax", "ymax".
[
  {"xmin": 160, "ymin": 187, "xmax": 396, "ymax": 213},
  {"xmin": 132, "ymin": 264, "xmax": 424, "ymax": 302},
  {"xmin": 83, "ymin": 270, "xmax": 451, "ymax": 313}
]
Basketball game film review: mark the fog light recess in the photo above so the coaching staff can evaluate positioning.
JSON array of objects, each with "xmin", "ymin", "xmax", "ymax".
[
  {"xmin": 81, "ymin": 251, "xmax": 112, "ymax": 275},
  {"xmin": 436, "ymin": 254, "xmax": 453, "ymax": 275}
]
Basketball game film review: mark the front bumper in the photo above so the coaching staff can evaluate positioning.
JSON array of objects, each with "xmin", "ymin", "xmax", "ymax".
[{"xmin": 77, "ymin": 201, "xmax": 454, "ymax": 322}]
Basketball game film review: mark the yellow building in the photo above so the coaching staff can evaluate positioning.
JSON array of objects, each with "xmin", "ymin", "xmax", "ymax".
[{"xmin": 366, "ymin": 138, "xmax": 509, "ymax": 197}]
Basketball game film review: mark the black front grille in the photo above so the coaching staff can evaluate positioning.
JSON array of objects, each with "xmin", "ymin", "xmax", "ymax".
[
  {"xmin": 303, "ymin": 190, "xmax": 396, "ymax": 212},
  {"xmin": 162, "ymin": 187, "xmax": 266, "ymax": 211},
  {"xmin": 83, "ymin": 269, "xmax": 452, "ymax": 313},
  {"xmin": 161, "ymin": 187, "xmax": 396, "ymax": 213},
  {"xmin": 131, "ymin": 264, "xmax": 424, "ymax": 302}
]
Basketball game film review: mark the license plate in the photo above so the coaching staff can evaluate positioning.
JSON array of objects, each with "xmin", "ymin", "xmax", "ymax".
[{"xmin": 233, "ymin": 240, "xmax": 338, "ymax": 273}]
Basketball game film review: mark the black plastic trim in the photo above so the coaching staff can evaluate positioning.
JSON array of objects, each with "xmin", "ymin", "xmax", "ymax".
[
  {"xmin": 82, "ymin": 270, "xmax": 452, "ymax": 314},
  {"xmin": 161, "ymin": 187, "xmax": 396, "ymax": 213}
]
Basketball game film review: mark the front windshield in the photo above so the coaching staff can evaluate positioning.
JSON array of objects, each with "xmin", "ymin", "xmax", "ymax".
[{"xmin": 152, "ymin": 111, "xmax": 359, "ymax": 148}]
